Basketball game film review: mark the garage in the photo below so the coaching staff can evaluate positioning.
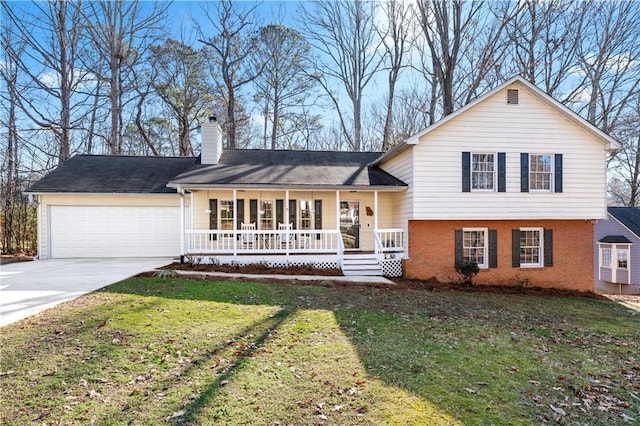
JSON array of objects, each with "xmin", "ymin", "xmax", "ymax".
[{"xmin": 49, "ymin": 206, "xmax": 180, "ymax": 258}]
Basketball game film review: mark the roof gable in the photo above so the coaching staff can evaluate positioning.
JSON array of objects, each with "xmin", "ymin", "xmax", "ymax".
[{"xmin": 376, "ymin": 76, "xmax": 621, "ymax": 165}]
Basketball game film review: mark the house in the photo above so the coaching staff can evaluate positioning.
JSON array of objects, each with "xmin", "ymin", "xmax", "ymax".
[
  {"xmin": 26, "ymin": 76, "xmax": 620, "ymax": 290},
  {"xmin": 595, "ymin": 207, "xmax": 640, "ymax": 294}
]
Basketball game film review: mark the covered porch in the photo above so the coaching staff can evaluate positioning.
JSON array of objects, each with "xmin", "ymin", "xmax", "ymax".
[{"xmin": 178, "ymin": 188, "xmax": 406, "ymax": 276}]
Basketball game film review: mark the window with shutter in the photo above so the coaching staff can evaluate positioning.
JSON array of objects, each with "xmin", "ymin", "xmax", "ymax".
[
  {"xmin": 507, "ymin": 89, "xmax": 519, "ymax": 105},
  {"xmin": 455, "ymin": 228, "xmax": 489, "ymax": 269}
]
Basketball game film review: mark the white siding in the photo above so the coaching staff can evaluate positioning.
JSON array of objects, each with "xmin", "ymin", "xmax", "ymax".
[
  {"xmin": 409, "ymin": 81, "xmax": 608, "ymax": 220},
  {"xmin": 379, "ymin": 148, "xmax": 413, "ymax": 227}
]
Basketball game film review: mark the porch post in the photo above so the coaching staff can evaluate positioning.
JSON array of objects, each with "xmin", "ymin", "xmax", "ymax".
[
  {"xmin": 179, "ymin": 188, "xmax": 185, "ymax": 257},
  {"xmin": 374, "ymin": 190, "xmax": 379, "ymax": 230},
  {"xmin": 285, "ymin": 190, "xmax": 290, "ymax": 256},
  {"xmin": 233, "ymin": 189, "xmax": 237, "ymax": 256},
  {"xmin": 336, "ymin": 190, "xmax": 341, "ymax": 254}
]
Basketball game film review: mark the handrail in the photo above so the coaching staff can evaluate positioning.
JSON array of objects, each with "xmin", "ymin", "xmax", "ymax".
[
  {"xmin": 373, "ymin": 228, "xmax": 406, "ymax": 257},
  {"xmin": 185, "ymin": 229, "xmax": 341, "ymax": 255}
]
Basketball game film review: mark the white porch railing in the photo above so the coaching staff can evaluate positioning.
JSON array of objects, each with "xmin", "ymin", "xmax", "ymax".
[
  {"xmin": 185, "ymin": 229, "xmax": 341, "ymax": 255},
  {"xmin": 374, "ymin": 228, "xmax": 406, "ymax": 260}
]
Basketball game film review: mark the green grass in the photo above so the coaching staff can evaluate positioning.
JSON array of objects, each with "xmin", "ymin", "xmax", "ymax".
[{"xmin": 1, "ymin": 277, "xmax": 638, "ymax": 425}]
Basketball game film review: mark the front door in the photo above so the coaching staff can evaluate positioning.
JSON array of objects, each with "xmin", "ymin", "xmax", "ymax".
[{"xmin": 340, "ymin": 201, "xmax": 360, "ymax": 249}]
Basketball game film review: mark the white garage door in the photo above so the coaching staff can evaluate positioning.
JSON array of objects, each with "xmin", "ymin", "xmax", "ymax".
[{"xmin": 49, "ymin": 206, "xmax": 180, "ymax": 258}]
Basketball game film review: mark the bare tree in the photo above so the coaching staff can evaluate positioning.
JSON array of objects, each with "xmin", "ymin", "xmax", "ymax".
[
  {"xmin": 503, "ymin": 0, "xmax": 587, "ymax": 101},
  {"xmin": 0, "ymin": 10, "xmax": 37, "ymax": 254},
  {"xmin": 377, "ymin": 0, "xmax": 414, "ymax": 151},
  {"xmin": 576, "ymin": 0, "xmax": 640, "ymax": 135},
  {"xmin": 253, "ymin": 24, "xmax": 316, "ymax": 150},
  {"xmin": 198, "ymin": 0, "xmax": 261, "ymax": 149},
  {"xmin": 84, "ymin": 1, "xmax": 169, "ymax": 155},
  {"xmin": 607, "ymin": 96, "xmax": 640, "ymax": 206},
  {"xmin": 416, "ymin": 0, "xmax": 516, "ymax": 119},
  {"xmin": 2, "ymin": 0, "xmax": 91, "ymax": 163},
  {"xmin": 301, "ymin": 0, "xmax": 384, "ymax": 152}
]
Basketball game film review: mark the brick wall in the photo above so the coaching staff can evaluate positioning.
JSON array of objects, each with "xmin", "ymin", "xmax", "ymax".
[{"xmin": 405, "ymin": 220, "xmax": 594, "ymax": 292}]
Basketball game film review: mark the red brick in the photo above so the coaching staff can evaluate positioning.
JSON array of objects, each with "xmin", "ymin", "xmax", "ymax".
[{"xmin": 405, "ymin": 220, "xmax": 593, "ymax": 292}]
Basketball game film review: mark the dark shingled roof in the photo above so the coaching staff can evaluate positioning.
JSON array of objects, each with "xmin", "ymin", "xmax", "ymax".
[
  {"xmin": 170, "ymin": 149, "xmax": 406, "ymax": 188},
  {"xmin": 608, "ymin": 207, "xmax": 640, "ymax": 238},
  {"xmin": 26, "ymin": 155, "xmax": 198, "ymax": 194},
  {"xmin": 599, "ymin": 235, "xmax": 632, "ymax": 244}
]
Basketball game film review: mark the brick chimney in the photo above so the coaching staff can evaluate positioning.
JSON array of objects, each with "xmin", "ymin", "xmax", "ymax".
[{"xmin": 201, "ymin": 116, "xmax": 223, "ymax": 165}]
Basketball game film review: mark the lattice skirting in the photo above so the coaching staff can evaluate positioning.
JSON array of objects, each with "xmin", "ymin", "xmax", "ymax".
[
  {"xmin": 381, "ymin": 258, "xmax": 403, "ymax": 277},
  {"xmin": 189, "ymin": 255, "xmax": 340, "ymax": 271}
]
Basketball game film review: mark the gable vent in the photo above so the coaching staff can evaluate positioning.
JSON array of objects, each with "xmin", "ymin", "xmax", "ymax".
[{"xmin": 507, "ymin": 89, "xmax": 519, "ymax": 105}]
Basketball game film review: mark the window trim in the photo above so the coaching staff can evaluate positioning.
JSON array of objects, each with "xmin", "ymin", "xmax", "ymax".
[
  {"xmin": 529, "ymin": 153, "xmax": 553, "ymax": 192},
  {"xmin": 519, "ymin": 227, "xmax": 544, "ymax": 268},
  {"xmin": 462, "ymin": 227, "xmax": 489, "ymax": 269},
  {"xmin": 259, "ymin": 199, "xmax": 275, "ymax": 230},
  {"xmin": 299, "ymin": 200, "xmax": 313, "ymax": 230},
  {"xmin": 218, "ymin": 200, "xmax": 235, "ymax": 231},
  {"xmin": 601, "ymin": 247, "xmax": 612, "ymax": 268},
  {"xmin": 471, "ymin": 152, "xmax": 496, "ymax": 192},
  {"xmin": 617, "ymin": 248, "xmax": 629, "ymax": 269}
]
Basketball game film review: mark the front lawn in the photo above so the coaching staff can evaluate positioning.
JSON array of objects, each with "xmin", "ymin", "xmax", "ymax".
[{"xmin": 1, "ymin": 277, "xmax": 638, "ymax": 424}]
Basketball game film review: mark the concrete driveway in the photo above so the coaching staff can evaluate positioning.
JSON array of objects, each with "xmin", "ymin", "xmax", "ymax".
[{"xmin": 0, "ymin": 258, "xmax": 173, "ymax": 327}]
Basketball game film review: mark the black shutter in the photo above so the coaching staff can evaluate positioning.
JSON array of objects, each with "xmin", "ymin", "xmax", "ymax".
[
  {"xmin": 314, "ymin": 200, "xmax": 322, "ymax": 240},
  {"xmin": 497, "ymin": 152, "xmax": 506, "ymax": 192},
  {"xmin": 489, "ymin": 229, "xmax": 498, "ymax": 268},
  {"xmin": 544, "ymin": 229, "xmax": 553, "ymax": 266},
  {"xmin": 462, "ymin": 152, "xmax": 471, "ymax": 192},
  {"xmin": 554, "ymin": 154, "xmax": 563, "ymax": 193},
  {"xmin": 520, "ymin": 153, "xmax": 529, "ymax": 192},
  {"xmin": 236, "ymin": 199, "xmax": 245, "ymax": 229},
  {"xmin": 455, "ymin": 229, "xmax": 463, "ymax": 267},
  {"xmin": 276, "ymin": 199, "xmax": 284, "ymax": 226},
  {"xmin": 512, "ymin": 229, "xmax": 521, "ymax": 267},
  {"xmin": 209, "ymin": 199, "xmax": 218, "ymax": 240},
  {"xmin": 249, "ymin": 199, "xmax": 258, "ymax": 225},
  {"xmin": 288, "ymin": 199, "xmax": 297, "ymax": 229}
]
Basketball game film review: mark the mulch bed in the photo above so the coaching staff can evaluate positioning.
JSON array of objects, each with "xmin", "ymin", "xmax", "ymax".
[
  {"xmin": 158, "ymin": 262, "xmax": 614, "ymax": 299},
  {"xmin": 162, "ymin": 261, "xmax": 343, "ymax": 276}
]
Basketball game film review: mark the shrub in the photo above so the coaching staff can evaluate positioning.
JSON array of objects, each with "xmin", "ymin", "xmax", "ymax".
[{"xmin": 455, "ymin": 261, "xmax": 479, "ymax": 286}]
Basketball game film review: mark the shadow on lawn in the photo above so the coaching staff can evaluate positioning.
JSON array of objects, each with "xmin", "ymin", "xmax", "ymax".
[{"xmin": 96, "ymin": 276, "xmax": 638, "ymax": 425}]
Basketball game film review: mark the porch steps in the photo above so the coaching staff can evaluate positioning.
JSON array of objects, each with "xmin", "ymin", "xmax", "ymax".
[{"xmin": 342, "ymin": 254, "xmax": 382, "ymax": 276}]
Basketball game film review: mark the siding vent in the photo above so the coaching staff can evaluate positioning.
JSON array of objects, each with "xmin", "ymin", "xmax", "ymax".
[{"xmin": 507, "ymin": 89, "xmax": 519, "ymax": 105}]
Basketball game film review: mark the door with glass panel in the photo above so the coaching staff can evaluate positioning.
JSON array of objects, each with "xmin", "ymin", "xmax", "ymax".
[{"xmin": 340, "ymin": 201, "xmax": 360, "ymax": 249}]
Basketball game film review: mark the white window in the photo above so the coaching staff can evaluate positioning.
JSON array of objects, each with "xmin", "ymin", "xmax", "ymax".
[
  {"xmin": 260, "ymin": 200, "xmax": 274, "ymax": 230},
  {"xmin": 520, "ymin": 228, "xmax": 543, "ymax": 267},
  {"xmin": 472, "ymin": 153, "xmax": 495, "ymax": 191},
  {"xmin": 463, "ymin": 228, "xmax": 488, "ymax": 268},
  {"xmin": 618, "ymin": 249, "xmax": 629, "ymax": 269},
  {"xmin": 601, "ymin": 248, "xmax": 612, "ymax": 267},
  {"xmin": 219, "ymin": 200, "xmax": 234, "ymax": 230},
  {"xmin": 299, "ymin": 200, "xmax": 312, "ymax": 230},
  {"xmin": 530, "ymin": 154, "xmax": 552, "ymax": 191}
]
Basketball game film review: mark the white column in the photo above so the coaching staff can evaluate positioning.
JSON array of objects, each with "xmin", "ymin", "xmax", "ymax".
[
  {"xmin": 179, "ymin": 188, "xmax": 185, "ymax": 257},
  {"xmin": 285, "ymin": 190, "xmax": 290, "ymax": 255},
  {"xmin": 233, "ymin": 189, "xmax": 237, "ymax": 255},
  {"xmin": 374, "ymin": 190, "xmax": 379, "ymax": 230},
  {"xmin": 336, "ymin": 190, "xmax": 340, "ymax": 232}
]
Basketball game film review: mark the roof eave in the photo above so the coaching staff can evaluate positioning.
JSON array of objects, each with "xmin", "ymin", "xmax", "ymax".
[{"xmin": 167, "ymin": 183, "xmax": 407, "ymax": 192}]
